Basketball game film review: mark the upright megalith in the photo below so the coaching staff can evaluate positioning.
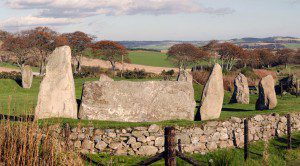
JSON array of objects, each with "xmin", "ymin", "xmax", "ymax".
[
  {"xmin": 79, "ymin": 81, "xmax": 195, "ymax": 122},
  {"xmin": 99, "ymin": 74, "xmax": 113, "ymax": 82},
  {"xmin": 21, "ymin": 65, "xmax": 33, "ymax": 89},
  {"xmin": 256, "ymin": 75, "xmax": 277, "ymax": 110},
  {"xmin": 177, "ymin": 69, "xmax": 193, "ymax": 84},
  {"xmin": 35, "ymin": 46, "xmax": 77, "ymax": 120},
  {"xmin": 230, "ymin": 73, "xmax": 249, "ymax": 104},
  {"xmin": 198, "ymin": 63, "xmax": 224, "ymax": 120}
]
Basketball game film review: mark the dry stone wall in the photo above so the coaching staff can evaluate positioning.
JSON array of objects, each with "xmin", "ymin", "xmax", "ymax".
[{"xmin": 51, "ymin": 113, "xmax": 300, "ymax": 156}]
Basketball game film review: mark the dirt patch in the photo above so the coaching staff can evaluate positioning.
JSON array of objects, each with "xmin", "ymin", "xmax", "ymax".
[{"xmin": 81, "ymin": 57, "xmax": 178, "ymax": 74}]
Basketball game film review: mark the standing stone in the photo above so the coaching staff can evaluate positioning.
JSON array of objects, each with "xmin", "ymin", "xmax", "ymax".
[
  {"xmin": 35, "ymin": 46, "xmax": 77, "ymax": 120},
  {"xmin": 256, "ymin": 75, "xmax": 277, "ymax": 110},
  {"xmin": 21, "ymin": 65, "xmax": 33, "ymax": 89},
  {"xmin": 177, "ymin": 69, "xmax": 193, "ymax": 84},
  {"xmin": 99, "ymin": 74, "xmax": 113, "ymax": 82},
  {"xmin": 199, "ymin": 63, "xmax": 224, "ymax": 120},
  {"xmin": 230, "ymin": 73, "xmax": 249, "ymax": 104},
  {"xmin": 79, "ymin": 81, "xmax": 195, "ymax": 122}
]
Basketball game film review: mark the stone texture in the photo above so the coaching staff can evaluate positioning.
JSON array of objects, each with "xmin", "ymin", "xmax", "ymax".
[
  {"xmin": 199, "ymin": 63, "xmax": 224, "ymax": 120},
  {"xmin": 256, "ymin": 75, "xmax": 277, "ymax": 110},
  {"xmin": 138, "ymin": 146, "xmax": 158, "ymax": 156},
  {"xmin": 230, "ymin": 73, "xmax": 249, "ymax": 104},
  {"xmin": 148, "ymin": 124, "xmax": 160, "ymax": 133},
  {"xmin": 35, "ymin": 46, "xmax": 77, "ymax": 119},
  {"xmin": 42, "ymin": 112, "xmax": 300, "ymax": 156},
  {"xmin": 79, "ymin": 81, "xmax": 195, "ymax": 122},
  {"xmin": 177, "ymin": 69, "xmax": 193, "ymax": 84},
  {"xmin": 99, "ymin": 74, "xmax": 113, "ymax": 82},
  {"xmin": 21, "ymin": 65, "xmax": 33, "ymax": 89}
]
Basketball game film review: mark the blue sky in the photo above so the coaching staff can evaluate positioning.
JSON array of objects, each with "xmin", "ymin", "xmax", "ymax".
[{"xmin": 0, "ymin": 0, "xmax": 299, "ymax": 41}]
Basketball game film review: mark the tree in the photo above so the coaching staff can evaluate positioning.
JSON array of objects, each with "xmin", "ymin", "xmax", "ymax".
[
  {"xmin": 2, "ymin": 34, "xmax": 33, "ymax": 67},
  {"xmin": 0, "ymin": 30, "xmax": 10, "ymax": 41},
  {"xmin": 217, "ymin": 42, "xmax": 245, "ymax": 71},
  {"xmin": 62, "ymin": 31, "xmax": 93, "ymax": 73},
  {"xmin": 167, "ymin": 43, "xmax": 208, "ymax": 70},
  {"xmin": 24, "ymin": 27, "xmax": 65, "ymax": 75},
  {"xmin": 276, "ymin": 48, "xmax": 295, "ymax": 68},
  {"xmin": 92, "ymin": 40, "xmax": 128, "ymax": 72},
  {"xmin": 253, "ymin": 49, "xmax": 275, "ymax": 68}
]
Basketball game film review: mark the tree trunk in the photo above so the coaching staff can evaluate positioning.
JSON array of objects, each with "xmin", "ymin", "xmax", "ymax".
[{"xmin": 77, "ymin": 54, "xmax": 82, "ymax": 72}]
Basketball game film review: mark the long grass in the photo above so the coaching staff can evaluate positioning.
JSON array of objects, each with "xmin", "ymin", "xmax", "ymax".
[{"xmin": 0, "ymin": 118, "xmax": 83, "ymax": 165}]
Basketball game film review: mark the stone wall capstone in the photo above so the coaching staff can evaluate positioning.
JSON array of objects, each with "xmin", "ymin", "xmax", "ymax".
[
  {"xmin": 79, "ymin": 81, "xmax": 196, "ymax": 122},
  {"xmin": 35, "ymin": 46, "xmax": 77, "ymax": 120},
  {"xmin": 49, "ymin": 112, "xmax": 300, "ymax": 156}
]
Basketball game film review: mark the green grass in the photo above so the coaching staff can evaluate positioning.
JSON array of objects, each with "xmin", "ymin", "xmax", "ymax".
[
  {"xmin": 1, "ymin": 76, "xmax": 299, "ymax": 129},
  {"xmin": 84, "ymin": 132, "xmax": 300, "ymax": 166},
  {"xmin": 284, "ymin": 43, "xmax": 300, "ymax": 50},
  {"xmin": 0, "ymin": 62, "xmax": 40, "ymax": 72},
  {"xmin": 128, "ymin": 51, "xmax": 174, "ymax": 67}
]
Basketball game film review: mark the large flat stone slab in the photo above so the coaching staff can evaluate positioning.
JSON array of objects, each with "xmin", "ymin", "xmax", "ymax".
[{"xmin": 79, "ymin": 81, "xmax": 196, "ymax": 122}]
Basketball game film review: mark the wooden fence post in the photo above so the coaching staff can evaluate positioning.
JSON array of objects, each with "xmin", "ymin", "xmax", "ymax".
[
  {"xmin": 165, "ymin": 126, "xmax": 176, "ymax": 166},
  {"xmin": 287, "ymin": 114, "xmax": 292, "ymax": 149},
  {"xmin": 244, "ymin": 119, "xmax": 249, "ymax": 161}
]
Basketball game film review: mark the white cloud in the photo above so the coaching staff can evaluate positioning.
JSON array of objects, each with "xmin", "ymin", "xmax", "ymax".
[
  {"xmin": 6, "ymin": 0, "xmax": 234, "ymax": 18},
  {"xmin": 0, "ymin": 15, "xmax": 77, "ymax": 30}
]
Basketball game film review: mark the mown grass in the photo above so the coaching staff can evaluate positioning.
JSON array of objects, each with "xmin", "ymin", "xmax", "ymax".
[
  {"xmin": 128, "ymin": 51, "xmax": 174, "ymax": 67},
  {"xmin": 0, "ymin": 62, "xmax": 40, "ymax": 72},
  {"xmin": 84, "ymin": 132, "xmax": 300, "ymax": 166},
  {"xmin": 0, "ymin": 76, "xmax": 299, "ymax": 129}
]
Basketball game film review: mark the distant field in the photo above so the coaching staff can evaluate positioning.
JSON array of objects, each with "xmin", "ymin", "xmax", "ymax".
[
  {"xmin": 284, "ymin": 43, "xmax": 300, "ymax": 50},
  {"xmin": 128, "ymin": 51, "xmax": 174, "ymax": 67}
]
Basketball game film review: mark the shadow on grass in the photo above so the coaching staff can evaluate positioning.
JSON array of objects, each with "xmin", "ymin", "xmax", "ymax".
[
  {"xmin": 222, "ymin": 108, "xmax": 254, "ymax": 112},
  {"xmin": 272, "ymin": 136, "xmax": 300, "ymax": 150}
]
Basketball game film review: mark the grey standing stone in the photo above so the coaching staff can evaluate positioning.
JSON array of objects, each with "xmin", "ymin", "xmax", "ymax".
[
  {"xmin": 35, "ymin": 46, "xmax": 77, "ymax": 119},
  {"xmin": 99, "ymin": 74, "xmax": 113, "ymax": 81},
  {"xmin": 21, "ymin": 65, "xmax": 33, "ymax": 89},
  {"xmin": 79, "ymin": 81, "xmax": 195, "ymax": 122},
  {"xmin": 199, "ymin": 63, "xmax": 224, "ymax": 120},
  {"xmin": 230, "ymin": 73, "xmax": 249, "ymax": 104},
  {"xmin": 256, "ymin": 75, "xmax": 277, "ymax": 110},
  {"xmin": 177, "ymin": 69, "xmax": 193, "ymax": 84}
]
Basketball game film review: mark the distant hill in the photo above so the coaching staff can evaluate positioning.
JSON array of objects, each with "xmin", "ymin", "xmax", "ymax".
[{"xmin": 119, "ymin": 36, "xmax": 300, "ymax": 50}]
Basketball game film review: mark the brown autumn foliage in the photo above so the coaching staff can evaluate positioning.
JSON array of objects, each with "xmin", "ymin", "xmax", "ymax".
[
  {"xmin": 253, "ymin": 48, "xmax": 276, "ymax": 68},
  {"xmin": 23, "ymin": 27, "xmax": 66, "ymax": 74},
  {"xmin": 276, "ymin": 48, "xmax": 295, "ymax": 67},
  {"xmin": 2, "ymin": 34, "xmax": 34, "ymax": 67},
  {"xmin": 92, "ymin": 40, "xmax": 128, "ymax": 71},
  {"xmin": 217, "ymin": 42, "xmax": 245, "ymax": 71},
  {"xmin": 62, "ymin": 31, "xmax": 93, "ymax": 72},
  {"xmin": 168, "ymin": 43, "xmax": 209, "ymax": 69}
]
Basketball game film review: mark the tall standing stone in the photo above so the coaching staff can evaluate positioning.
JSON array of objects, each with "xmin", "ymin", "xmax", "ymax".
[
  {"xmin": 21, "ymin": 65, "xmax": 33, "ymax": 89},
  {"xmin": 230, "ymin": 73, "xmax": 249, "ymax": 104},
  {"xmin": 199, "ymin": 63, "xmax": 224, "ymax": 120},
  {"xmin": 177, "ymin": 69, "xmax": 193, "ymax": 84},
  {"xmin": 256, "ymin": 75, "xmax": 277, "ymax": 110},
  {"xmin": 35, "ymin": 46, "xmax": 77, "ymax": 120}
]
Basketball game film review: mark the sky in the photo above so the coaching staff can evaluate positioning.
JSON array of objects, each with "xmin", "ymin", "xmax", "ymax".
[{"xmin": 0, "ymin": 0, "xmax": 300, "ymax": 41}]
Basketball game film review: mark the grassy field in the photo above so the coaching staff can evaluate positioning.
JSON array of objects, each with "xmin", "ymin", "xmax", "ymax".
[
  {"xmin": 128, "ymin": 51, "xmax": 174, "ymax": 67},
  {"xmin": 85, "ymin": 132, "xmax": 300, "ymax": 165},
  {"xmin": 284, "ymin": 43, "xmax": 300, "ymax": 50},
  {"xmin": 0, "ymin": 76, "xmax": 299, "ymax": 129},
  {"xmin": 0, "ymin": 62, "xmax": 40, "ymax": 72}
]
